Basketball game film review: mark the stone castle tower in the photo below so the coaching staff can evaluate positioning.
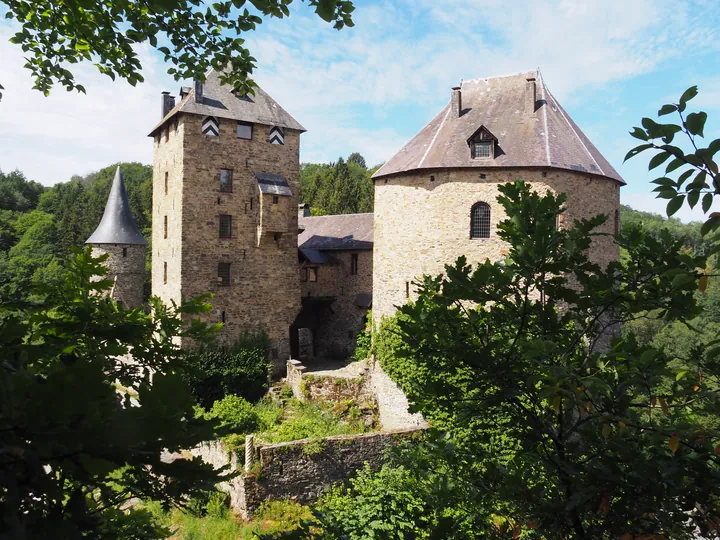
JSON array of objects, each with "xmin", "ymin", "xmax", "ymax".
[
  {"xmin": 371, "ymin": 69, "xmax": 623, "ymax": 323},
  {"xmin": 148, "ymin": 71, "xmax": 305, "ymax": 371},
  {"xmin": 86, "ymin": 166, "xmax": 147, "ymax": 309}
]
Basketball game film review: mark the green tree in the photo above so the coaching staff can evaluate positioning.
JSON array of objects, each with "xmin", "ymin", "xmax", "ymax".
[
  {"xmin": 373, "ymin": 182, "xmax": 719, "ymax": 538},
  {"xmin": 0, "ymin": 248, "xmax": 230, "ymax": 537},
  {"xmin": 0, "ymin": 169, "xmax": 45, "ymax": 212},
  {"xmin": 1, "ymin": 0, "xmax": 355, "ymax": 98},
  {"xmin": 347, "ymin": 152, "xmax": 367, "ymax": 169},
  {"xmin": 299, "ymin": 154, "xmax": 376, "ymax": 215}
]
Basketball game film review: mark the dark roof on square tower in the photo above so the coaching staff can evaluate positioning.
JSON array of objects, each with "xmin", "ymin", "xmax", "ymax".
[
  {"xmin": 149, "ymin": 69, "xmax": 305, "ymax": 136},
  {"xmin": 86, "ymin": 166, "xmax": 147, "ymax": 245},
  {"xmin": 299, "ymin": 213, "xmax": 373, "ymax": 251},
  {"xmin": 372, "ymin": 69, "xmax": 624, "ymax": 184}
]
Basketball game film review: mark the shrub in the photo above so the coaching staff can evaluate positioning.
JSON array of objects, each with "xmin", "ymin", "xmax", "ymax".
[
  {"xmin": 258, "ymin": 400, "xmax": 365, "ymax": 444},
  {"xmin": 183, "ymin": 332, "xmax": 270, "ymax": 408},
  {"xmin": 205, "ymin": 394, "xmax": 259, "ymax": 433}
]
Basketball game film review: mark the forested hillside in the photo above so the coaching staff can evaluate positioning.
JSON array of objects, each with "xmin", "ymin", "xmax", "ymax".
[
  {"xmin": 299, "ymin": 152, "xmax": 379, "ymax": 215},
  {"xmin": 0, "ymin": 163, "xmax": 151, "ymax": 299}
]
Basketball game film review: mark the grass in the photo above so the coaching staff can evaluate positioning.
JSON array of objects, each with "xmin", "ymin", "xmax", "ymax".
[
  {"xmin": 144, "ymin": 498, "xmax": 314, "ymax": 539},
  {"xmin": 257, "ymin": 399, "xmax": 369, "ymax": 444}
]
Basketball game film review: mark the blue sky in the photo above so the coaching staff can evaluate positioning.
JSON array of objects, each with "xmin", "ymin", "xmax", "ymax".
[{"xmin": 1, "ymin": 0, "xmax": 719, "ymax": 222}]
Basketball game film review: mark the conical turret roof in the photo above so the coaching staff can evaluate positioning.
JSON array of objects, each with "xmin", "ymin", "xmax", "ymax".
[{"xmin": 86, "ymin": 166, "xmax": 147, "ymax": 245}]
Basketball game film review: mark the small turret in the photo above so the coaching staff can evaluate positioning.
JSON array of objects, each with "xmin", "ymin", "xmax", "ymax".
[{"xmin": 86, "ymin": 166, "xmax": 147, "ymax": 308}]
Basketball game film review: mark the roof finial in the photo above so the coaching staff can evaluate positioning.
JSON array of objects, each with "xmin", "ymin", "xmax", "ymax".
[{"xmin": 86, "ymin": 166, "xmax": 147, "ymax": 246}]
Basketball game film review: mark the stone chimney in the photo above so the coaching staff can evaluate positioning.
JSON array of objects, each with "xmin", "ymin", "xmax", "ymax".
[
  {"xmin": 525, "ymin": 77, "xmax": 537, "ymax": 116},
  {"xmin": 298, "ymin": 203, "xmax": 311, "ymax": 217},
  {"xmin": 161, "ymin": 91, "xmax": 175, "ymax": 118},
  {"xmin": 194, "ymin": 80, "xmax": 203, "ymax": 104},
  {"xmin": 451, "ymin": 86, "xmax": 462, "ymax": 117}
]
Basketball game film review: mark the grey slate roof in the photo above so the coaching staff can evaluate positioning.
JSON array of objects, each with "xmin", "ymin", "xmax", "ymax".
[
  {"xmin": 299, "ymin": 248, "xmax": 333, "ymax": 265},
  {"xmin": 298, "ymin": 213, "xmax": 373, "ymax": 251},
  {"xmin": 255, "ymin": 172, "xmax": 292, "ymax": 196},
  {"xmin": 373, "ymin": 69, "xmax": 624, "ymax": 184},
  {"xmin": 149, "ymin": 69, "xmax": 305, "ymax": 136},
  {"xmin": 86, "ymin": 167, "xmax": 147, "ymax": 246}
]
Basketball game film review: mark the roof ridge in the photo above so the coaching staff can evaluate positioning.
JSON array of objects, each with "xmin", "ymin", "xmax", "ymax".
[
  {"xmin": 461, "ymin": 69, "xmax": 537, "ymax": 85},
  {"xmin": 537, "ymin": 71, "xmax": 551, "ymax": 166},
  {"xmin": 543, "ymin": 82, "xmax": 604, "ymax": 176},
  {"xmin": 418, "ymin": 104, "xmax": 451, "ymax": 168}
]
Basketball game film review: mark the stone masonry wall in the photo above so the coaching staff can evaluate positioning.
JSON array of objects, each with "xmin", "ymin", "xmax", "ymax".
[
  {"xmin": 153, "ymin": 113, "xmax": 302, "ymax": 373},
  {"xmin": 193, "ymin": 428, "xmax": 424, "ymax": 519},
  {"xmin": 91, "ymin": 244, "xmax": 145, "ymax": 309},
  {"xmin": 287, "ymin": 359, "xmax": 374, "ymax": 403},
  {"xmin": 151, "ymin": 117, "xmax": 185, "ymax": 309},
  {"xmin": 372, "ymin": 168, "xmax": 621, "ymax": 323},
  {"xmin": 301, "ymin": 249, "xmax": 373, "ymax": 358}
]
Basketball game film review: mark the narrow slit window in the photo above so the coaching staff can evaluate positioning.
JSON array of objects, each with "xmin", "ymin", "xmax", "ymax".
[
  {"xmin": 164, "ymin": 215, "xmax": 168, "ymax": 239},
  {"xmin": 122, "ymin": 247, "xmax": 127, "ymax": 257},
  {"xmin": 350, "ymin": 253, "xmax": 359, "ymax": 275},
  {"xmin": 221, "ymin": 310, "xmax": 226, "ymax": 323},
  {"xmin": 250, "ymin": 198, "xmax": 254, "ymax": 210},
  {"xmin": 219, "ymin": 215, "xmax": 232, "ymax": 239},
  {"xmin": 164, "ymin": 172, "xmax": 168, "ymax": 195},
  {"xmin": 163, "ymin": 262, "xmax": 168, "ymax": 284},
  {"xmin": 405, "ymin": 281, "xmax": 410, "ymax": 298},
  {"xmin": 470, "ymin": 202, "xmax": 491, "ymax": 239},
  {"xmin": 237, "ymin": 121, "xmax": 253, "ymax": 140},
  {"xmin": 220, "ymin": 169, "xmax": 233, "ymax": 193},
  {"xmin": 218, "ymin": 262, "xmax": 231, "ymax": 286}
]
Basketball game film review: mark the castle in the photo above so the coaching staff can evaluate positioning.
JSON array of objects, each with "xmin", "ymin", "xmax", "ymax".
[{"xmin": 88, "ymin": 68, "xmax": 623, "ymax": 372}]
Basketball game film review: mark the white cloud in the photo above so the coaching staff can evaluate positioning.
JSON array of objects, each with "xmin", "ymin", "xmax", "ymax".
[{"xmin": 0, "ymin": 1, "xmax": 718, "ymax": 186}]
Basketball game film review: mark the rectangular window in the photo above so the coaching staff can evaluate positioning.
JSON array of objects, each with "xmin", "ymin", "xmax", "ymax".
[
  {"xmin": 350, "ymin": 253, "xmax": 359, "ymax": 275},
  {"xmin": 300, "ymin": 268, "xmax": 308, "ymax": 282},
  {"xmin": 218, "ymin": 262, "xmax": 231, "ymax": 286},
  {"xmin": 163, "ymin": 262, "xmax": 168, "ymax": 284},
  {"xmin": 163, "ymin": 215, "xmax": 168, "ymax": 239},
  {"xmin": 221, "ymin": 310, "xmax": 226, "ymax": 323},
  {"xmin": 219, "ymin": 215, "xmax": 232, "ymax": 238},
  {"xmin": 472, "ymin": 141, "xmax": 491, "ymax": 159},
  {"xmin": 220, "ymin": 169, "xmax": 233, "ymax": 193},
  {"xmin": 272, "ymin": 195, "xmax": 279, "ymax": 205},
  {"xmin": 236, "ymin": 121, "xmax": 253, "ymax": 140},
  {"xmin": 122, "ymin": 247, "xmax": 127, "ymax": 257},
  {"xmin": 164, "ymin": 172, "xmax": 168, "ymax": 195},
  {"xmin": 309, "ymin": 268, "xmax": 317, "ymax": 282},
  {"xmin": 405, "ymin": 281, "xmax": 410, "ymax": 298},
  {"xmin": 250, "ymin": 198, "xmax": 254, "ymax": 210}
]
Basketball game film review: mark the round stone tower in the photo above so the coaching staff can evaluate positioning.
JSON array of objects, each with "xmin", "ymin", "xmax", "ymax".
[{"xmin": 86, "ymin": 166, "xmax": 147, "ymax": 309}]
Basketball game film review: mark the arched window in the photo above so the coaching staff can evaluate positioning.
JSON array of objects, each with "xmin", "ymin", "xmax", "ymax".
[{"xmin": 470, "ymin": 202, "xmax": 491, "ymax": 239}]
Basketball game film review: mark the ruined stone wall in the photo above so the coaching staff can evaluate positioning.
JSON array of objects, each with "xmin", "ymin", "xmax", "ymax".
[
  {"xmin": 301, "ymin": 249, "xmax": 373, "ymax": 358},
  {"xmin": 154, "ymin": 113, "xmax": 302, "ymax": 373},
  {"xmin": 286, "ymin": 359, "xmax": 374, "ymax": 403},
  {"xmin": 91, "ymin": 244, "xmax": 146, "ymax": 309},
  {"xmin": 372, "ymin": 168, "xmax": 621, "ymax": 323}
]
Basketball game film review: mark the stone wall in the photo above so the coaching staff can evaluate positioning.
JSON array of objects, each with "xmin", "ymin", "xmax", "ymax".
[
  {"xmin": 368, "ymin": 359, "xmax": 428, "ymax": 431},
  {"xmin": 372, "ymin": 168, "xmax": 621, "ymax": 323},
  {"xmin": 152, "ymin": 113, "xmax": 302, "ymax": 373},
  {"xmin": 287, "ymin": 359, "xmax": 373, "ymax": 403},
  {"xmin": 300, "ymin": 249, "xmax": 373, "ymax": 358},
  {"xmin": 192, "ymin": 428, "xmax": 424, "ymax": 519},
  {"xmin": 91, "ymin": 244, "xmax": 145, "ymax": 309}
]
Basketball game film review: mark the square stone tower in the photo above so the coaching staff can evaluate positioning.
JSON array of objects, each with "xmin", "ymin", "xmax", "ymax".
[{"xmin": 148, "ymin": 72, "xmax": 305, "ymax": 372}]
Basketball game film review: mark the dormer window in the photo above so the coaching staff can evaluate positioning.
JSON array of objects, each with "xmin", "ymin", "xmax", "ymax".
[
  {"xmin": 468, "ymin": 126, "xmax": 497, "ymax": 160},
  {"xmin": 472, "ymin": 142, "xmax": 491, "ymax": 159}
]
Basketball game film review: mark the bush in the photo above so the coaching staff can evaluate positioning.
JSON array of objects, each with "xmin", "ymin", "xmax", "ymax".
[
  {"xmin": 258, "ymin": 400, "xmax": 365, "ymax": 444},
  {"xmin": 204, "ymin": 394, "xmax": 259, "ymax": 433},
  {"xmin": 183, "ymin": 333, "xmax": 270, "ymax": 408}
]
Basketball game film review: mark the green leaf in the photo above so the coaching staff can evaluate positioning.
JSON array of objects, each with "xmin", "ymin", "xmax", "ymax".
[
  {"xmin": 629, "ymin": 127, "xmax": 650, "ymax": 142},
  {"xmin": 685, "ymin": 112, "xmax": 708, "ymax": 137},
  {"xmin": 648, "ymin": 152, "xmax": 671, "ymax": 171},
  {"xmin": 665, "ymin": 158, "xmax": 685, "ymax": 174},
  {"xmin": 658, "ymin": 104, "xmax": 677, "ymax": 116},
  {"xmin": 688, "ymin": 190, "xmax": 700, "ymax": 208},
  {"xmin": 700, "ymin": 214, "xmax": 720, "ymax": 236},
  {"xmin": 702, "ymin": 193, "xmax": 713, "ymax": 213},
  {"xmin": 679, "ymin": 86, "xmax": 698, "ymax": 111},
  {"xmin": 677, "ymin": 169, "xmax": 694, "ymax": 188},
  {"xmin": 667, "ymin": 195, "xmax": 685, "ymax": 217},
  {"xmin": 624, "ymin": 144, "xmax": 653, "ymax": 162}
]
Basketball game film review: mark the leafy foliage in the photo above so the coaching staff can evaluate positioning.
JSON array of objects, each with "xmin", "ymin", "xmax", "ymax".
[
  {"xmin": 300, "ymin": 154, "xmax": 379, "ymax": 215},
  {"xmin": 375, "ymin": 181, "xmax": 719, "ymax": 538},
  {"xmin": 2, "ymin": 0, "xmax": 355, "ymax": 97},
  {"xmin": 625, "ymin": 86, "xmax": 720, "ymax": 241},
  {"xmin": 204, "ymin": 394, "xmax": 259, "ymax": 433},
  {"xmin": 0, "ymin": 247, "xmax": 231, "ymax": 537},
  {"xmin": 182, "ymin": 332, "xmax": 271, "ymax": 408}
]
